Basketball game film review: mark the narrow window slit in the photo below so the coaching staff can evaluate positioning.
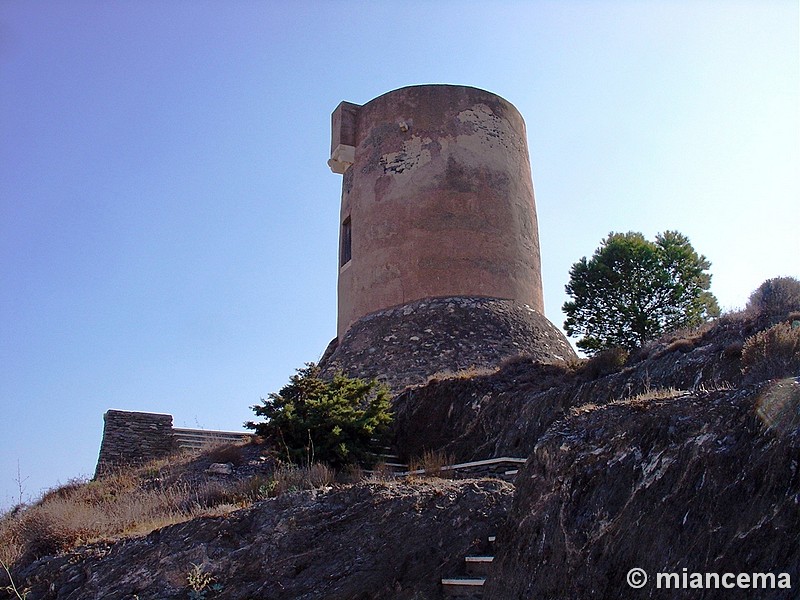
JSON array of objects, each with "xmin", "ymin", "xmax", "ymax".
[{"xmin": 341, "ymin": 217, "xmax": 352, "ymax": 266}]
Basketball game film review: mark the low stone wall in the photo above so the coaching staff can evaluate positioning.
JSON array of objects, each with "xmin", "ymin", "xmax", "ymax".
[
  {"xmin": 319, "ymin": 295, "xmax": 576, "ymax": 393},
  {"xmin": 94, "ymin": 410, "xmax": 251, "ymax": 477}
]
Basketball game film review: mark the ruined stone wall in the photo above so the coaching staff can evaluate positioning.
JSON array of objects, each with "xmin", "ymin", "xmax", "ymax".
[
  {"xmin": 94, "ymin": 410, "xmax": 174, "ymax": 477},
  {"xmin": 94, "ymin": 410, "xmax": 251, "ymax": 477}
]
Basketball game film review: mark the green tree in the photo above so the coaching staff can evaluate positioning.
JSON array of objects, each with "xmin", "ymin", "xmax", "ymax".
[
  {"xmin": 563, "ymin": 231, "xmax": 719, "ymax": 354},
  {"xmin": 245, "ymin": 363, "xmax": 392, "ymax": 469}
]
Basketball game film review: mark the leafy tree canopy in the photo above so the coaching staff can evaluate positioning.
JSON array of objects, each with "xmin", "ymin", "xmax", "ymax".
[
  {"xmin": 245, "ymin": 363, "xmax": 392, "ymax": 469},
  {"xmin": 563, "ymin": 231, "xmax": 719, "ymax": 354}
]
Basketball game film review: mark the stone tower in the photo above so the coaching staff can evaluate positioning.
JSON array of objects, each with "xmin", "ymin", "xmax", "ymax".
[{"xmin": 321, "ymin": 85, "xmax": 575, "ymax": 391}]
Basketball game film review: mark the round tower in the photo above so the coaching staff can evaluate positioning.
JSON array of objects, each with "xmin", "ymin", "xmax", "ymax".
[
  {"xmin": 329, "ymin": 85, "xmax": 544, "ymax": 338},
  {"xmin": 322, "ymin": 85, "xmax": 574, "ymax": 391}
]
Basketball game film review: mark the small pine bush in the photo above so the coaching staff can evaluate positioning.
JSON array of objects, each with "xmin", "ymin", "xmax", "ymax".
[
  {"xmin": 246, "ymin": 364, "xmax": 392, "ymax": 469},
  {"xmin": 747, "ymin": 277, "xmax": 800, "ymax": 317},
  {"xmin": 741, "ymin": 322, "xmax": 800, "ymax": 383}
]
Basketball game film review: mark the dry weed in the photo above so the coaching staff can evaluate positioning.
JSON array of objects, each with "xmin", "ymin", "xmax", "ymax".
[
  {"xmin": 273, "ymin": 464, "xmax": 335, "ymax": 495},
  {"xmin": 407, "ymin": 450, "xmax": 455, "ymax": 479},
  {"xmin": 0, "ymin": 454, "xmax": 253, "ymax": 567},
  {"xmin": 426, "ymin": 365, "xmax": 498, "ymax": 383},
  {"xmin": 742, "ymin": 322, "xmax": 800, "ymax": 383},
  {"xmin": 364, "ymin": 462, "xmax": 397, "ymax": 482},
  {"xmin": 622, "ymin": 387, "xmax": 682, "ymax": 405}
]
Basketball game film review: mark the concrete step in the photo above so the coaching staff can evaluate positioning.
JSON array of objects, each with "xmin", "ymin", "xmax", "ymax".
[
  {"xmin": 441, "ymin": 577, "xmax": 485, "ymax": 597},
  {"xmin": 465, "ymin": 555, "xmax": 494, "ymax": 576}
]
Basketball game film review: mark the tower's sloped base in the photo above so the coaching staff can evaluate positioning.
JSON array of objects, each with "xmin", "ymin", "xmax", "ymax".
[{"xmin": 319, "ymin": 296, "xmax": 576, "ymax": 393}]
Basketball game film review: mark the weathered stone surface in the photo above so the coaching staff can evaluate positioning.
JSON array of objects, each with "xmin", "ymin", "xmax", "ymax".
[
  {"xmin": 205, "ymin": 462, "xmax": 233, "ymax": 476},
  {"xmin": 332, "ymin": 85, "xmax": 544, "ymax": 339},
  {"xmin": 94, "ymin": 410, "xmax": 174, "ymax": 477},
  {"xmin": 484, "ymin": 381, "xmax": 800, "ymax": 599},
  {"xmin": 319, "ymin": 295, "xmax": 576, "ymax": 393},
  {"xmin": 14, "ymin": 480, "xmax": 513, "ymax": 600}
]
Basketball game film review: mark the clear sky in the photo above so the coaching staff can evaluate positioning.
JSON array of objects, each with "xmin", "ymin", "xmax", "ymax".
[{"xmin": 1, "ymin": 1, "xmax": 797, "ymax": 509}]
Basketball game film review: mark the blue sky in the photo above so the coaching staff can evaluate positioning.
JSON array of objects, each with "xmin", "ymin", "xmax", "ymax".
[{"xmin": 1, "ymin": 1, "xmax": 797, "ymax": 508}]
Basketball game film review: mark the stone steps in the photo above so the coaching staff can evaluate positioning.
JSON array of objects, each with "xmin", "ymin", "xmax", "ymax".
[
  {"xmin": 441, "ymin": 576, "xmax": 486, "ymax": 598},
  {"xmin": 465, "ymin": 556, "xmax": 494, "ymax": 576},
  {"xmin": 441, "ymin": 536, "xmax": 496, "ymax": 598}
]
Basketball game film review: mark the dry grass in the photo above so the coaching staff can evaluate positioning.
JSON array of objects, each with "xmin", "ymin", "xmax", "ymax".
[
  {"xmin": 569, "ymin": 402, "xmax": 600, "ymax": 416},
  {"xmin": 205, "ymin": 443, "xmax": 246, "ymax": 467},
  {"xmin": 0, "ymin": 451, "xmax": 339, "ymax": 569},
  {"xmin": 580, "ymin": 347, "xmax": 629, "ymax": 379},
  {"xmin": 571, "ymin": 387, "xmax": 683, "ymax": 417},
  {"xmin": 363, "ymin": 462, "xmax": 399, "ymax": 482},
  {"xmin": 407, "ymin": 450, "xmax": 455, "ymax": 479},
  {"xmin": 742, "ymin": 322, "xmax": 800, "ymax": 383},
  {"xmin": 622, "ymin": 387, "xmax": 683, "ymax": 407},
  {"xmin": 426, "ymin": 365, "xmax": 498, "ymax": 384},
  {"xmin": 0, "ymin": 464, "xmax": 202, "ymax": 566},
  {"xmin": 272, "ymin": 463, "xmax": 335, "ymax": 494}
]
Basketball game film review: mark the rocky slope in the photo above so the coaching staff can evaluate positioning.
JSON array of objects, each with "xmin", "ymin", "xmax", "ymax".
[
  {"xmin": 485, "ymin": 379, "xmax": 799, "ymax": 599},
  {"xmin": 4, "ymin": 309, "xmax": 797, "ymax": 599},
  {"xmin": 391, "ymin": 312, "xmax": 750, "ymax": 463},
  {"xmin": 9, "ymin": 479, "xmax": 512, "ymax": 600}
]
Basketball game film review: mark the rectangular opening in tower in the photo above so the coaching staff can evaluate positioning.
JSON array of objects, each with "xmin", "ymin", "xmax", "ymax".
[{"xmin": 341, "ymin": 217, "xmax": 352, "ymax": 266}]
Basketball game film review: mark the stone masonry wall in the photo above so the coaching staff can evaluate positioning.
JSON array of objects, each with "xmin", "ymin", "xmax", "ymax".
[
  {"xmin": 319, "ymin": 295, "xmax": 576, "ymax": 393},
  {"xmin": 94, "ymin": 410, "xmax": 252, "ymax": 478},
  {"xmin": 94, "ymin": 410, "xmax": 174, "ymax": 477}
]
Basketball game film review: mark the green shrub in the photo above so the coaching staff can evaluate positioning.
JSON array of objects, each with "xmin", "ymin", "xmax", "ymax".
[
  {"xmin": 245, "ymin": 364, "xmax": 392, "ymax": 469},
  {"xmin": 747, "ymin": 277, "xmax": 800, "ymax": 317},
  {"xmin": 741, "ymin": 322, "xmax": 800, "ymax": 383}
]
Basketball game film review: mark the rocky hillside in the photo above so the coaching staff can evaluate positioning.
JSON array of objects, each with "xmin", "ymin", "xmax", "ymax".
[
  {"xmin": 485, "ymin": 380, "xmax": 799, "ymax": 599},
  {"xmin": 2, "ymin": 306, "xmax": 798, "ymax": 599},
  {"xmin": 391, "ymin": 311, "xmax": 753, "ymax": 462},
  {"xmin": 7, "ymin": 480, "xmax": 511, "ymax": 600}
]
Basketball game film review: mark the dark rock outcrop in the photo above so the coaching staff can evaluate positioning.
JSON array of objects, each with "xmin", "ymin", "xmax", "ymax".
[
  {"xmin": 319, "ymin": 296, "xmax": 576, "ymax": 393},
  {"xmin": 485, "ymin": 380, "xmax": 800, "ymax": 599},
  {"xmin": 391, "ymin": 313, "xmax": 747, "ymax": 463},
  {"xmin": 13, "ymin": 479, "xmax": 512, "ymax": 600}
]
